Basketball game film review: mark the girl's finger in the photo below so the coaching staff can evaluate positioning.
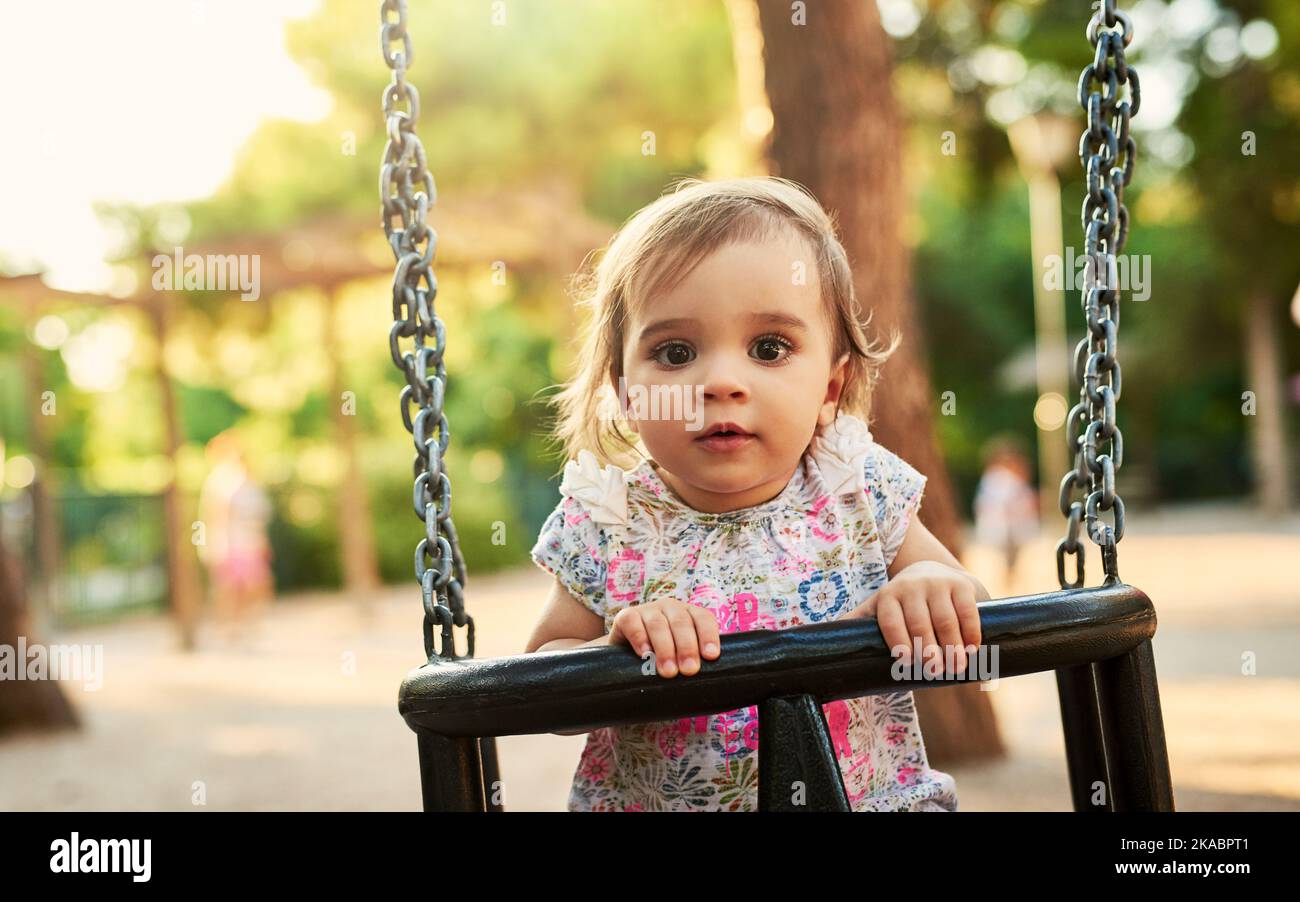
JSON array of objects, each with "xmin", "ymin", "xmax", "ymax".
[
  {"xmin": 614, "ymin": 611, "xmax": 650, "ymax": 658},
  {"xmin": 857, "ymin": 589, "xmax": 880, "ymax": 620},
  {"xmin": 688, "ymin": 606, "xmax": 722, "ymax": 660},
  {"xmin": 666, "ymin": 605, "xmax": 701, "ymax": 675},
  {"xmin": 875, "ymin": 595, "xmax": 910, "ymax": 663},
  {"xmin": 640, "ymin": 609, "xmax": 679, "ymax": 677},
  {"xmin": 929, "ymin": 593, "xmax": 966, "ymax": 675},
  {"xmin": 900, "ymin": 592, "xmax": 940, "ymax": 672},
  {"xmin": 953, "ymin": 583, "xmax": 982, "ymax": 650}
]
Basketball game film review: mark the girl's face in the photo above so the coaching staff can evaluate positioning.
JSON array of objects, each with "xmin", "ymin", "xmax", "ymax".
[{"xmin": 620, "ymin": 229, "xmax": 849, "ymax": 514}]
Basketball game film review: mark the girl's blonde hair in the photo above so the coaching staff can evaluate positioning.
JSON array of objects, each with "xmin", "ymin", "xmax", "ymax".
[{"xmin": 541, "ymin": 175, "xmax": 900, "ymax": 474}]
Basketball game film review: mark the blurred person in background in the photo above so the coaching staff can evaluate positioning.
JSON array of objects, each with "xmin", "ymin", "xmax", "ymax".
[
  {"xmin": 198, "ymin": 431, "xmax": 274, "ymax": 646},
  {"xmin": 973, "ymin": 436, "xmax": 1039, "ymax": 593}
]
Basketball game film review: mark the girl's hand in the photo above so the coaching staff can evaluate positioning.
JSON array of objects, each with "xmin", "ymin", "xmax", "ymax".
[
  {"xmin": 839, "ymin": 561, "xmax": 982, "ymax": 674},
  {"xmin": 608, "ymin": 598, "xmax": 721, "ymax": 678}
]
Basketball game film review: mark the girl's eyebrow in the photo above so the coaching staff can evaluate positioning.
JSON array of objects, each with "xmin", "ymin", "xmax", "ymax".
[{"xmin": 637, "ymin": 311, "xmax": 808, "ymax": 344}]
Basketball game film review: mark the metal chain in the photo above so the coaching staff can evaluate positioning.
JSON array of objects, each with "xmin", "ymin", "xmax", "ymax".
[
  {"xmin": 379, "ymin": 0, "xmax": 472, "ymax": 660},
  {"xmin": 1057, "ymin": 0, "xmax": 1140, "ymax": 590}
]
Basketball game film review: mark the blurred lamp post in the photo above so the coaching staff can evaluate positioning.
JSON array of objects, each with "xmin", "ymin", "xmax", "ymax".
[{"xmin": 1007, "ymin": 111, "xmax": 1079, "ymax": 525}]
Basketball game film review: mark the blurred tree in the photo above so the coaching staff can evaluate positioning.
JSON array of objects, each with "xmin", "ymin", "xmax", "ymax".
[
  {"xmin": 1178, "ymin": 0, "xmax": 1298, "ymax": 511},
  {"xmin": 0, "ymin": 524, "xmax": 79, "ymax": 736}
]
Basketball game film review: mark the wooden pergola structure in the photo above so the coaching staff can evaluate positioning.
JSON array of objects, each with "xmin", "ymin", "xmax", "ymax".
[{"xmin": 2, "ymin": 178, "xmax": 611, "ymax": 649}]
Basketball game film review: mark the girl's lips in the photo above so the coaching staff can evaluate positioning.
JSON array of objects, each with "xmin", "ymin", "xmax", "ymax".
[{"xmin": 694, "ymin": 433, "xmax": 756, "ymax": 453}]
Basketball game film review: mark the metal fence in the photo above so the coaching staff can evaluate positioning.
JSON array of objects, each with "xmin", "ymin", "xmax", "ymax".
[{"xmin": 2, "ymin": 490, "xmax": 168, "ymax": 629}]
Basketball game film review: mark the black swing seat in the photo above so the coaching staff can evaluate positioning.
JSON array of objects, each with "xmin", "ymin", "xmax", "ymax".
[{"xmin": 399, "ymin": 581, "xmax": 1175, "ymax": 811}]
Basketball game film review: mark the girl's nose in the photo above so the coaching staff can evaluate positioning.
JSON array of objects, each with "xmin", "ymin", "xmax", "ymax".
[
  {"xmin": 691, "ymin": 350, "xmax": 754, "ymax": 400},
  {"xmin": 700, "ymin": 357, "xmax": 750, "ymax": 402}
]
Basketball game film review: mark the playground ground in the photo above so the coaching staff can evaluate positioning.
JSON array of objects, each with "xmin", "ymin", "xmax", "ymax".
[{"xmin": 2, "ymin": 499, "xmax": 1298, "ymax": 812}]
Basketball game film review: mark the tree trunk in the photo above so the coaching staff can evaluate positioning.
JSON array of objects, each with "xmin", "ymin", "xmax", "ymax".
[
  {"xmin": 752, "ymin": 0, "xmax": 1003, "ymax": 764},
  {"xmin": 0, "ymin": 512, "xmax": 79, "ymax": 737},
  {"xmin": 324, "ymin": 289, "xmax": 381, "ymax": 605},
  {"xmin": 149, "ymin": 293, "xmax": 202, "ymax": 651},
  {"xmin": 1244, "ymin": 288, "xmax": 1293, "ymax": 514},
  {"xmin": 22, "ymin": 294, "xmax": 64, "ymax": 630}
]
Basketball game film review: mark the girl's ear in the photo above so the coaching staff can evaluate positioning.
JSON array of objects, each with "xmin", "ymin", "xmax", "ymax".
[
  {"xmin": 818, "ymin": 353, "xmax": 851, "ymax": 428},
  {"xmin": 816, "ymin": 401, "xmax": 837, "ymax": 430}
]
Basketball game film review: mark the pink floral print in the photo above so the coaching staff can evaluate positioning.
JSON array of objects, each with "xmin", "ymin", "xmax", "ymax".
[{"xmin": 530, "ymin": 437, "xmax": 958, "ymax": 812}]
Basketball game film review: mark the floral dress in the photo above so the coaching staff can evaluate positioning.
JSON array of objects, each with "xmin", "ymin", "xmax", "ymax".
[{"xmin": 529, "ymin": 412, "xmax": 959, "ymax": 812}]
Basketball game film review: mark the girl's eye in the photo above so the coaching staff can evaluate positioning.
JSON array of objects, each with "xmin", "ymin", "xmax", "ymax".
[
  {"xmin": 650, "ymin": 341, "xmax": 695, "ymax": 367},
  {"xmin": 751, "ymin": 334, "xmax": 795, "ymax": 364}
]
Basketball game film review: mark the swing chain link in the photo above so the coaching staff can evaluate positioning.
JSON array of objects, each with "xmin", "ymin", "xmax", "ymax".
[
  {"xmin": 379, "ymin": 0, "xmax": 473, "ymax": 661},
  {"xmin": 1057, "ymin": 0, "xmax": 1138, "ymax": 590}
]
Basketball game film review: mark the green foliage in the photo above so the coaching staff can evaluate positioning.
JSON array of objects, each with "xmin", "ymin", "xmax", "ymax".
[
  {"xmin": 179, "ymin": 385, "xmax": 248, "ymax": 447},
  {"xmin": 266, "ymin": 487, "xmax": 341, "ymax": 591}
]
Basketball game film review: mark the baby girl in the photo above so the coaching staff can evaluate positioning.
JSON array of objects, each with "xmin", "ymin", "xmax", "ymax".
[{"xmin": 525, "ymin": 176, "xmax": 989, "ymax": 811}]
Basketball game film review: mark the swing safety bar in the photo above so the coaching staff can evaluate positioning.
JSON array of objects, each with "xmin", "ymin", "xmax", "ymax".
[{"xmin": 398, "ymin": 582, "xmax": 1175, "ymax": 812}]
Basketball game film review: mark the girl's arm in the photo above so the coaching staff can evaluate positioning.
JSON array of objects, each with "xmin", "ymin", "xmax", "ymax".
[
  {"xmin": 524, "ymin": 577, "xmax": 608, "ymax": 654},
  {"xmin": 887, "ymin": 517, "xmax": 992, "ymax": 603},
  {"xmin": 525, "ymin": 579, "xmax": 609, "ymax": 736}
]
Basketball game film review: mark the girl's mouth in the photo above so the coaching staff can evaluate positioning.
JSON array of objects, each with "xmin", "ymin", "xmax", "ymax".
[{"xmin": 694, "ymin": 431, "xmax": 756, "ymax": 453}]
